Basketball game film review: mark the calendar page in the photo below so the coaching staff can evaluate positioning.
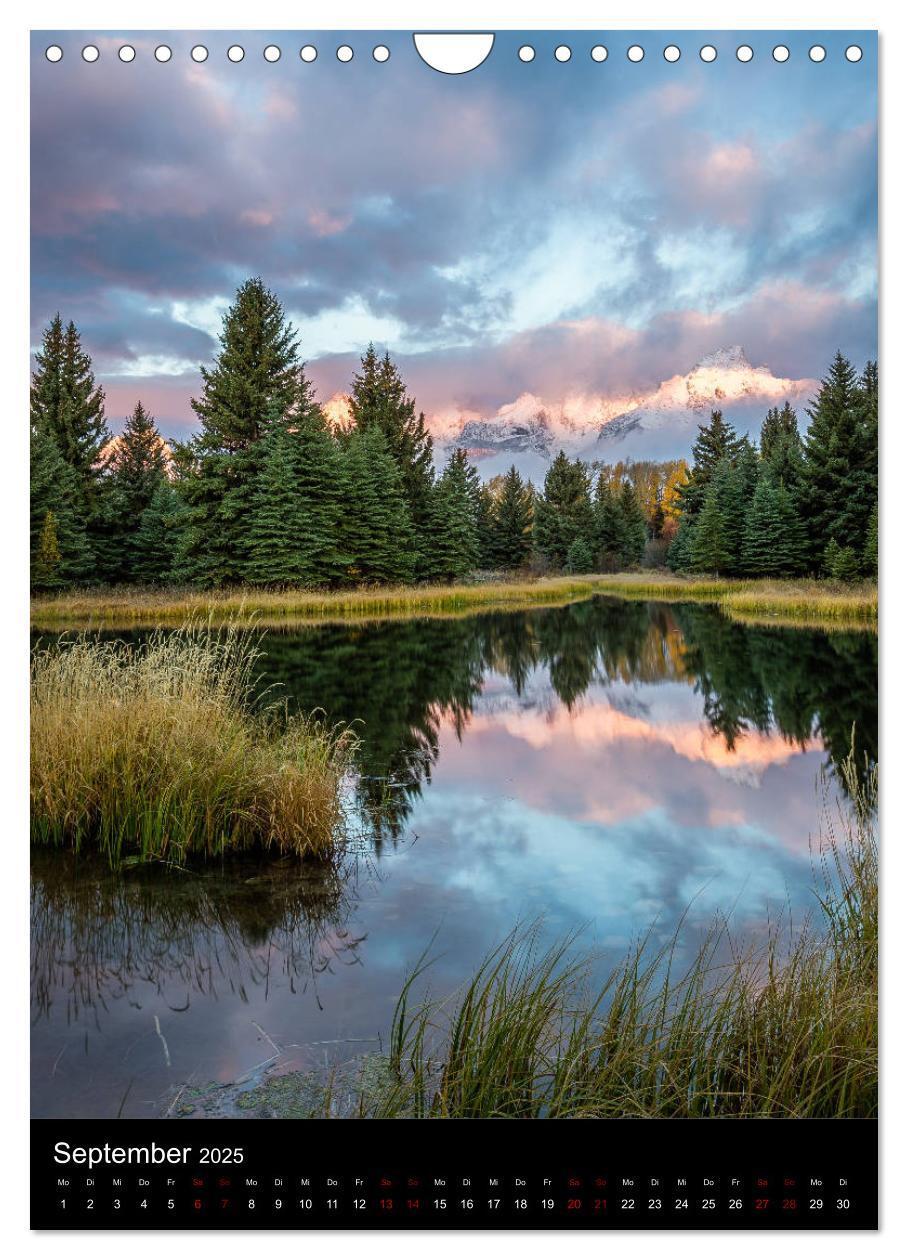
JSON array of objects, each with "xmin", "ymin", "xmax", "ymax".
[{"xmin": 29, "ymin": 29, "xmax": 878, "ymax": 1231}]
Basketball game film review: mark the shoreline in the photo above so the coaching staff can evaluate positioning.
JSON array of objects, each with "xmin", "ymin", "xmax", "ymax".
[{"xmin": 31, "ymin": 573, "xmax": 878, "ymax": 634}]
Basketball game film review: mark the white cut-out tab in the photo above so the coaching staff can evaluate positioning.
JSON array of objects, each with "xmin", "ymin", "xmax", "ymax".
[{"xmin": 413, "ymin": 33, "xmax": 494, "ymax": 75}]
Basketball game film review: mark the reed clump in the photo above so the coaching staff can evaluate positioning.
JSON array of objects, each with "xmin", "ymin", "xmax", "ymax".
[
  {"xmin": 360, "ymin": 758, "xmax": 876, "ymax": 1119},
  {"xmin": 30, "ymin": 623, "xmax": 355, "ymax": 864}
]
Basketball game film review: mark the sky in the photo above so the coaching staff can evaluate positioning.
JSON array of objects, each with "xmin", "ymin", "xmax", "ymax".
[{"xmin": 31, "ymin": 30, "xmax": 878, "ymax": 441}]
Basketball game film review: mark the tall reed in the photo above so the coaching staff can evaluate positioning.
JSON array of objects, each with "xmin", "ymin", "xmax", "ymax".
[
  {"xmin": 360, "ymin": 759, "xmax": 877, "ymax": 1119},
  {"xmin": 30, "ymin": 622, "xmax": 355, "ymax": 864}
]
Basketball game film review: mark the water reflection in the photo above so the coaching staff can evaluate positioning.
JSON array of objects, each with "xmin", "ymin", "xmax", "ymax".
[
  {"xmin": 256, "ymin": 598, "xmax": 876, "ymax": 840},
  {"xmin": 31, "ymin": 598, "xmax": 877, "ymax": 1118}
]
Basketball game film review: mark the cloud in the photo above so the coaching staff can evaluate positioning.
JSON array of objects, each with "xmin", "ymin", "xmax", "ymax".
[{"xmin": 30, "ymin": 30, "xmax": 877, "ymax": 440}]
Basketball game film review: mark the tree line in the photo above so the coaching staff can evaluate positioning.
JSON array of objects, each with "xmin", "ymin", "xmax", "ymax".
[
  {"xmin": 29, "ymin": 278, "xmax": 659, "ymax": 590},
  {"xmin": 30, "ymin": 277, "xmax": 878, "ymax": 590},
  {"xmin": 666, "ymin": 353, "xmax": 878, "ymax": 580}
]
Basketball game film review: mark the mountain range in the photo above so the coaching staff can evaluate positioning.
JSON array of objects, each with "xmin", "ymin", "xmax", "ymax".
[
  {"xmin": 320, "ymin": 347, "xmax": 817, "ymax": 485},
  {"xmin": 440, "ymin": 347, "xmax": 816, "ymax": 482}
]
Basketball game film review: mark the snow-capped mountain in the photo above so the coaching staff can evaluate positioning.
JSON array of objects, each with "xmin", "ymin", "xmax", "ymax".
[
  {"xmin": 587, "ymin": 346, "xmax": 814, "ymax": 462},
  {"xmin": 442, "ymin": 347, "xmax": 816, "ymax": 481}
]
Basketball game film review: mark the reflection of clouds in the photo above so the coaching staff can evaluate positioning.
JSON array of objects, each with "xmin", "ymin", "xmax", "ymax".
[
  {"xmin": 469, "ymin": 679, "xmax": 819, "ymax": 785},
  {"xmin": 405, "ymin": 790, "xmax": 812, "ymax": 951}
]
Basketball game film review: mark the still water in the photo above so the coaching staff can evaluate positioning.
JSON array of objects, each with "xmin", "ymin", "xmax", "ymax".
[{"xmin": 31, "ymin": 597, "xmax": 877, "ymax": 1118}]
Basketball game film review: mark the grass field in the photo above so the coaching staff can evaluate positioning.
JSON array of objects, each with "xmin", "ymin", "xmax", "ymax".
[
  {"xmin": 30, "ymin": 623, "xmax": 355, "ymax": 865},
  {"xmin": 31, "ymin": 573, "xmax": 877, "ymax": 632}
]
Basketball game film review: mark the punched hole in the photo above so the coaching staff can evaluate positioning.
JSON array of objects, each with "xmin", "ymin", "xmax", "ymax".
[
  {"xmin": 81, "ymin": 45, "xmax": 99, "ymax": 62},
  {"xmin": 118, "ymin": 46, "xmax": 136, "ymax": 63},
  {"xmin": 591, "ymin": 45, "xmax": 608, "ymax": 63},
  {"xmin": 373, "ymin": 45, "xmax": 390, "ymax": 62},
  {"xmin": 154, "ymin": 46, "xmax": 172, "ymax": 63},
  {"xmin": 663, "ymin": 45, "xmax": 681, "ymax": 63},
  {"xmin": 300, "ymin": 45, "xmax": 317, "ymax": 63},
  {"xmin": 554, "ymin": 45, "xmax": 571, "ymax": 62},
  {"xmin": 700, "ymin": 45, "xmax": 717, "ymax": 62},
  {"xmin": 809, "ymin": 45, "xmax": 826, "ymax": 62},
  {"xmin": 736, "ymin": 45, "xmax": 754, "ymax": 63},
  {"xmin": 518, "ymin": 45, "xmax": 535, "ymax": 62},
  {"xmin": 337, "ymin": 45, "xmax": 354, "ymax": 62},
  {"xmin": 846, "ymin": 45, "xmax": 863, "ymax": 62},
  {"xmin": 627, "ymin": 45, "xmax": 645, "ymax": 63},
  {"xmin": 772, "ymin": 45, "xmax": 790, "ymax": 63},
  {"xmin": 191, "ymin": 45, "xmax": 208, "ymax": 63},
  {"xmin": 227, "ymin": 45, "xmax": 245, "ymax": 63},
  {"xmin": 45, "ymin": 45, "xmax": 63, "ymax": 62},
  {"xmin": 264, "ymin": 45, "xmax": 281, "ymax": 62}
]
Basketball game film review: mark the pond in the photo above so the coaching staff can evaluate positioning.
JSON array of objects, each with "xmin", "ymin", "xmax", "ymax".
[{"xmin": 30, "ymin": 596, "xmax": 877, "ymax": 1118}]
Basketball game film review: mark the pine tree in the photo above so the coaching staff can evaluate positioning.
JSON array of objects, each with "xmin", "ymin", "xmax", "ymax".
[
  {"xmin": 741, "ymin": 474, "xmax": 809, "ymax": 577},
  {"xmin": 175, "ymin": 279, "xmax": 301, "ymax": 585},
  {"xmin": 349, "ymin": 345, "xmax": 436, "ymax": 577},
  {"xmin": 802, "ymin": 352, "xmax": 877, "ymax": 568},
  {"xmin": 534, "ymin": 451, "xmax": 594, "ymax": 568},
  {"xmin": 667, "ymin": 513, "xmax": 695, "ymax": 572},
  {"xmin": 30, "ymin": 422, "xmax": 93, "ymax": 584},
  {"xmin": 863, "ymin": 501, "xmax": 878, "ymax": 577},
  {"xmin": 489, "ymin": 466, "xmax": 534, "ymax": 569},
  {"xmin": 33, "ymin": 511, "xmax": 63, "ymax": 589},
  {"xmin": 678, "ymin": 410, "xmax": 743, "ymax": 517},
  {"xmin": 565, "ymin": 537, "xmax": 593, "ymax": 573},
  {"xmin": 132, "ymin": 479, "xmax": 182, "ymax": 584},
  {"xmin": 616, "ymin": 480, "xmax": 647, "ymax": 567},
  {"xmin": 341, "ymin": 426, "xmax": 416, "ymax": 584},
  {"xmin": 104, "ymin": 401, "xmax": 169, "ymax": 582},
  {"xmin": 593, "ymin": 474, "xmax": 624, "ymax": 568},
  {"xmin": 427, "ymin": 449, "xmax": 480, "ymax": 581},
  {"xmin": 823, "ymin": 539, "xmax": 861, "ymax": 583},
  {"xmin": 31, "ymin": 314, "xmax": 109, "ymax": 494},
  {"xmin": 244, "ymin": 425, "xmax": 313, "ymax": 586},
  {"xmin": 689, "ymin": 480, "xmax": 734, "ymax": 574}
]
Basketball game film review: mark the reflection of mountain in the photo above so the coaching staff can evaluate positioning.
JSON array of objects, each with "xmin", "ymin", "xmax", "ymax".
[
  {"xmin": 254, "ymin": 599, "xmax": 876, "ymax": 839},
  {"xmin": 30, "ymin": 851, "xmax": 360, "ymax": 1024}
]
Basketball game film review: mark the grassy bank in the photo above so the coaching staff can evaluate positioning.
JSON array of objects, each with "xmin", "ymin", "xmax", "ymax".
[
  {"xmin": 30, "ymin": 624, "xmax": 355, "ymax": 864},
  {"xmin": 31, "ymin": 574, "xmax": 877, "ymax": 632},
  {"xmin": 224, "ymin": 759, "xmax": 876, "ymax": 1120}
]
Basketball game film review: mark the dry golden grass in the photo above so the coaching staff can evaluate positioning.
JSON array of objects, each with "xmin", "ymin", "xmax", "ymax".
[
  {"xmin": 31, "ymin": 574, "xmax": 877, "ymax": 632},
  {"xmin": 30, "ymin": 623, "xmax": 355, "ymax": 864}
]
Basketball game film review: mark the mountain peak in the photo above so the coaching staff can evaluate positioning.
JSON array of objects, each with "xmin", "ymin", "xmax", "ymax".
[{"xmin": 693, "ymin": 345, "xmax": 750, "ymax": 372}]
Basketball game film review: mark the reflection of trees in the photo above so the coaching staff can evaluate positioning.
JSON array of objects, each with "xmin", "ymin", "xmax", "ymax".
[
  {"xmin": 62, "ymin": 601, "xmax": 877, "ymax": 845},
  {"xmin": 672, "ymin": 607, "xmax": 877, "ymax": 791},
  {"xmin": 30, "ymin": 850, "xmax": 361, "ymax": 1025}
]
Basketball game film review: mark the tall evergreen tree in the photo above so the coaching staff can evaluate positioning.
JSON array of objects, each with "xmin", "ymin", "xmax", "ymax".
[
  {"xmin": 174, "ymin": 279, "xmax": 301, "ymax": 585},
  {"xmin": 132, "ymin": 479, "xmax": 182, "ymax": 585},
  {"xmin": 863, "ymin": 501, "xmax": 878, "ymax": 577},
  {"xmin": 30, "ymin": 422, "xmax": 93, "ymax": 585},
  {"xmin": 426, "ymin": 449, "xmax": 481, "ymax": 581},
  {"xmin": 593, "ymin": 473, "xmax": 624, "ymax": 567},
  {"xmin": 678, "ymin": 409, "xmax": 743, "ymax": 517},
  {"xmin": 349, "ymin": 345, "xmax": 436, "ymax": 577},
  {"xmin": 104, "ymin": 401, "xmax": 169, "ymax": 582},
  {"xmin": 801, "ymin": 351, "xmax": 877, "ymax": 567},
  {"xmin": 689, "ymin": 479, "xmax": 734, "ymax": 574},
  {"xmin": 489, "ymin": 466, "xmax": 534, "ymax": 569},
  {"xmin": 341, "ymin": 425, "xmax": 416, "ymax": 584},
  {"xmin": 534, "ymin": 451, "xmax": 594, "ymax": 568},
  {"xmin": 31, "ymin": 314, "xmax": 109, "ymax": 494},
  {"xmin": 761, "ymin": 403, "xmax": 805, "ymax": 495},
  {"xmin": 741, "ymin": 474, "xmax": 809, "ymax": 576},
  {"xmin": 616, "ymin": 479, "xmax": 647, "ymax": 567}
]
